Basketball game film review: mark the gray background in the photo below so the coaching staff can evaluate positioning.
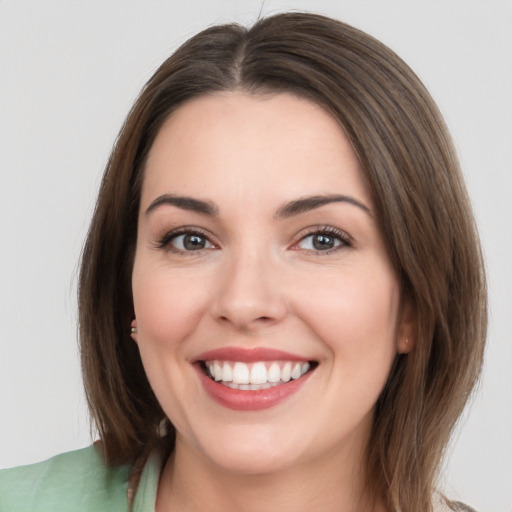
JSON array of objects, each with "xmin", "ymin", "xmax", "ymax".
[{"xmin": 1, "ymin": 1, "xmax": 511, "ymax": 511}]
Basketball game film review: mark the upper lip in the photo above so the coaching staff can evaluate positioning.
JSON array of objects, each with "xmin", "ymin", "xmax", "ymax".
[{"xmin": 192, "ymin": 347, "xmax": 312, "ymax": 363}]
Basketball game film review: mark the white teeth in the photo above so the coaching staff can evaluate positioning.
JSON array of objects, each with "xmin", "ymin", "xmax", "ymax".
[
  {"xmin": 268, "ymin": 362, "xmax": 281, "ymax": 383},
  {"xmin": 205, "ymin": 360, "xmax": 312, "ymax": 387},
  {"xmin": 225, "ymin": 382, "xmax": 278, "ymax": 390},
  {"xmin": 222, "ymin": 362, "xmax": 233, "ymax": 382},
  {"xmin": 250, "ymin": 362, "xmax": 268, "ymax": 384},
  {"xmin": 213, "ymin": 361, "xmax": 223, "ymax": 381},
  {"xmin": 291, "ymin": 362, "xmax": 302, "ymax": 379},
  {"xmin": 281, "ymin": 362, "xmax": 292, "ymax": 382},
  {"xmin": 232, "ymin": 362, "xmax": 250, "ymax": 384}
]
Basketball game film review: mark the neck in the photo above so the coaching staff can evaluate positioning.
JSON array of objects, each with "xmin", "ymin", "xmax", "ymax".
[{"xmin": 155, "ymin": 436, "xmax": 385, "ymax": 512}]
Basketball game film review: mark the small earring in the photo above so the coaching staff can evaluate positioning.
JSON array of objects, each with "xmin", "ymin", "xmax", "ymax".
[
  {"xmin": 405, "ymin": 338, "xmax": 409, "ymax": 345},
  {"xmin": 131, "ymin": 326, "xmax": 137, "ymax": 334}
]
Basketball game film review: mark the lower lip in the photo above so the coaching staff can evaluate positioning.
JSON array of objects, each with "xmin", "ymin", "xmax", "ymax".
[{"xmin": 196, "ymin": 365, "xmax": 313, "ymax": 411}]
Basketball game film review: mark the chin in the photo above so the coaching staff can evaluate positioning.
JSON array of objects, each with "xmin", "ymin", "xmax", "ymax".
[
  {"xmin": 185, "ymin": 424, "xmax": 308, "ymax": 476},
  {"xmin": 205, "ymin": 448, "xmax": 302, "ymax": 476}
]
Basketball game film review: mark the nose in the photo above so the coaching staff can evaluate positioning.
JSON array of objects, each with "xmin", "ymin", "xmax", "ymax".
[{"xmin": 210, "ymin": 246, "xmax": 288, "ymax": 332}]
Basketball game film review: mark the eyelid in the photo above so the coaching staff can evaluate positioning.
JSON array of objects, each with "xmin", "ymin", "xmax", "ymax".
[
  {"xmin": 291, "ymin": 225, "xmax": 352, "ymax": 254},
  {"xmin": 152, "ymin": 224, "xmax": 351, "ymax": 255},
  {"xmin": 153, "ymin": 226, "xmax": 218, "ymax": 253}
]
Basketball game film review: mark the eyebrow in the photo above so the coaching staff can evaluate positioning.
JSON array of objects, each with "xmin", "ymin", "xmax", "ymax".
[
  {"xmin": 145, "ymin": 193, "xmax": 372, "ymax": 219},
  {"xmin": 274, "ymin": 194, "xmax": 372, "ymax": 219},
  {"xmin": 145, "ymin": 194, "xmax": 218, "ymax": 216}
]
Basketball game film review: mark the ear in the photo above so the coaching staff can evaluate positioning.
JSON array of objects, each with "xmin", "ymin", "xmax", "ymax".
[
  {"xmin": 130, "ymin": 319, "xmax": 138, "ymax": 344},
  {"xmin": 396, "ymin": 298, "xmax": 416, "ymax": 354}
]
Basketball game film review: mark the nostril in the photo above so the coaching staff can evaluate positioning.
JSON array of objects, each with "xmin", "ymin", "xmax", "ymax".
[{"xmin": 216, "ymin": 314, "xmax": 279, "ymax": 331}]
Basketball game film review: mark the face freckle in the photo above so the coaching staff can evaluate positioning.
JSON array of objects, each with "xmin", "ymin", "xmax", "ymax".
[{"xmin": 131, "ymin": 91, "xmax": 411, "ymax": 477}]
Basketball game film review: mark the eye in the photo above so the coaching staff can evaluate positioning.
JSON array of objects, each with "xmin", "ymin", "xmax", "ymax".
[
  {"xmin": 155, "ymin": 229, "xmax": 216, "ymax": 253},
  {"xmin": 295, "ymin": 227, "xmax": 350, "ymax": 253},
  {"xmin": 171, "ymin": 233, "xmax": 213, "ymax": 251}
]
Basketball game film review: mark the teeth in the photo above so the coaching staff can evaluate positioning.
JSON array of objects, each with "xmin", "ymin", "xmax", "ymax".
[
  {"xmin": 205, "ymin": 360, "xmax": 311, "ymax": 387},
  {"xmin": 232, "ymin": 362, "xmax": 250, "ymax": 384},
  {"xmin": 281, "ymin": 362, "xmax": 291, "ymax": 382},
  {"xmin": 213, "ymin": 361, "xmax": 223, "ymax": 381},
  {"xmin": 222, "ymin": 362, "xmax": 233, "ymax": 382},
  {"xmin": 268, "ymin": 362, "xmax": 281, "ymax": 383},
  {"xmin": 291, "ymin": 363, "xmax": 302, "ymax": 380},
  {"xmin": 224, "ymin": 381, "xmax": 280, "ymax": 390},
  {"xmin": 250, "ymin": 362, "xmax": 268, "ymax": 384}
]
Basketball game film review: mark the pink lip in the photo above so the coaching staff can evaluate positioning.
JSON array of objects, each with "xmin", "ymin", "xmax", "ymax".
[
  {"xmin": 193, "ymin": 347, "xmax": 310, "ymax": 363},
  {"xmin": 192, "ymin": 347, "xmax": 315, "ymax": 411},
  {"xmin": 196, "ymin": 366, "xmax": 313, "ymax": 411}
]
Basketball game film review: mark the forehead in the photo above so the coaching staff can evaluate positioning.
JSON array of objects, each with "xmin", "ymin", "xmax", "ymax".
[{"xmin": 142, "ymin": 91, "xmax": 370, "ymax": 208}]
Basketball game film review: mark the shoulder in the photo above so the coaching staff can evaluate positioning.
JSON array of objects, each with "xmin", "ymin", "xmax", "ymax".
[{"xmin": 0, "ymin": 444, "xmax": 131, "ymax": 512}]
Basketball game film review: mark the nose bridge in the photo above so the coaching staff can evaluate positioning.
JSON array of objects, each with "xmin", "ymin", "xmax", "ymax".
[{"xmin": 211, "ymin": 238, "xmax": 287, "ymax": 329}]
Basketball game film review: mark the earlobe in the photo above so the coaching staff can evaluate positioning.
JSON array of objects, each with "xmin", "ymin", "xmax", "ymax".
[
  {"xmin": 397, "ymin": 298, "xmax": 416, "ymax": 354},
  {"xmin": 397, "ymin": 335, "xmax": 414, "ymax": 354},
  {"xmin": 130, "ymin": 319, "xmax": 138, "ymax": 343}
]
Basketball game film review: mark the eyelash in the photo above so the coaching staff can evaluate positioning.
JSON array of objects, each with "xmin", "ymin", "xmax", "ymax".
[
  {"xmin": 154, "ymin": 227, "xmax": 215, "ymax": 255},
  {"xmin": 294, "ymin": 225, "xmax": 352, "ymax": 254},
  {"xmin": 154, "ymin": 225, "xmax": 352, "ymax": 256}
]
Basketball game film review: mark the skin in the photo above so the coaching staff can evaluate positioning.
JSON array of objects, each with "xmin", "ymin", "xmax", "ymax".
[{"xmin": 131, "ymin": 92, "xmax": 414, "ymax": 512}]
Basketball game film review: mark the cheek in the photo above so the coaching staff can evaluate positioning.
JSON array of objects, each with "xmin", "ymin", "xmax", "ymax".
[
  {"xmin": 132, "ymin": 263, "xmax": 211, "ymax": 348},
  {"xmin": 131, "ymin": 263, "xmax": 212, "ymax": 426},
  {"xmin": 291, "ymin": 263, "xmax": 400, "ymax": 358}
]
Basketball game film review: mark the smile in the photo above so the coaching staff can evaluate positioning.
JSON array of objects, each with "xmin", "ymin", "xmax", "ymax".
[
  {"xmin": 194, "ymin": 347, "xmax": 319, "ymax": 411},
  {"xmin": 193, "ymin": 348, "xmax": 317, "ymax": 411},
  {"xmin": 204, "ymin": 360, "xmax": 312, "ymax": 390}
]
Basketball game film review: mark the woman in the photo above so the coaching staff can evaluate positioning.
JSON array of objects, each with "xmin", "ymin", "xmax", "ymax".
[{"xmin": 0, "ymin": 12, "xmax": 486, "ymax": 512}]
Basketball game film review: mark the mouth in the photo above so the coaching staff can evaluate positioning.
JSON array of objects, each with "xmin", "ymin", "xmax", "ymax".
[
  {"xmin": 193, "ymin": 347, "xmax": 317, "ymax": 410},
  {"xmin": 192, "ymin": 348, "xmax": 317, "ymax": 411},
  {"xmin": 201, "ymin": 360, "xmax": 315, "ymax": 390}
]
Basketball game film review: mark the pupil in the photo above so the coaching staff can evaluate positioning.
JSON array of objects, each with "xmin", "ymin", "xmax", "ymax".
[
  {"xmin": 313, "ymin": 234, "xmax": 334, "ymax": 250},
  {"xmin": 184, "ymin": 235, "xmax": 205, "ymax": 250}
]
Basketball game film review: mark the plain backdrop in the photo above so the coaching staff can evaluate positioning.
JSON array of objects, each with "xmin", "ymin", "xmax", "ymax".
[{"xmin": 0, "ymin": 1, "xmax": 511, "ymax": 511}]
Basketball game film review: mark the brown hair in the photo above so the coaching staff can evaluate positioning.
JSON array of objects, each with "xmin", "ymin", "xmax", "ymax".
[{"xmin": 78, "ymin": 12, "xmax": 486, "ymax": 511}]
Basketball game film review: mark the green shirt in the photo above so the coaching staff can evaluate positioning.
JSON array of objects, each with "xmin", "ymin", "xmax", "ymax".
[
  {"xmin": 0, "ymin": 445, "xmax": 161, "ymax": 512},
  {"xmin": 0, "ymin": 446, "xmax": 479, "ymax": 512}
]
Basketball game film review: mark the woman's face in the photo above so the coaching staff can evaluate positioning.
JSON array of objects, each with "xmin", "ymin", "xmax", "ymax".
[{"xmin": 132, "ymin": 92, "xmax": 412, "ymax": 475}]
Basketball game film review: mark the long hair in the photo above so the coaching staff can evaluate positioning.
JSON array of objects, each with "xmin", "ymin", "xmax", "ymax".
[{"xmin": 78, "ymin": 12, "xmax": 487, "ymax": 511}]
